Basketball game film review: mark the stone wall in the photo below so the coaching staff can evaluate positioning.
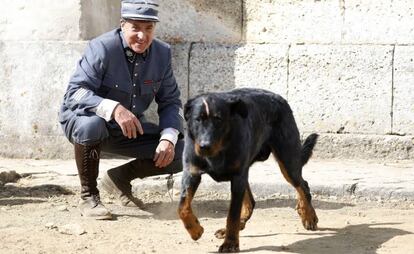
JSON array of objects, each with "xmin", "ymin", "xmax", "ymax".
[{"xmin": 0, "ymin": 0, "xmax": 413, "ymax": 160}]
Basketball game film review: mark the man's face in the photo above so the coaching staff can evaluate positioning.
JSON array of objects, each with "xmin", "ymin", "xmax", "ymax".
[{"xmin": 121, "ymin": 19, "xmax": 156, "ymax": 54}]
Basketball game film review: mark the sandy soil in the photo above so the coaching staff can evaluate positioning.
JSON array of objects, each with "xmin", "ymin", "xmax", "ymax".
[{"xmin": 1, "ymin": 178, "xmax": 414, "ymax": 254}]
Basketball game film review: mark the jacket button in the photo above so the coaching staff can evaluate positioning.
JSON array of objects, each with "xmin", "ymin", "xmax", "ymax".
[{"xmin": 115, "ymin": 84, "xmax": 119, "ymax": 88}]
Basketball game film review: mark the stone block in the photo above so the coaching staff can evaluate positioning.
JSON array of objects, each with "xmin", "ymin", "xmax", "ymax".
[
  {"xmin": 0, "ymin": 41, "xmax": 87, "ymax": 139},
  {"xmin": 144, "ymin": 43, "xmax": 191, "ymax": 123},
  {"xmin": 312, "ymin": 133, "xmax": 414, "ymax": 161},
  {"xmin": 0, "ymin": 0, "xmax": 121, "ymax": 41},
  {"xmin": 0, "ymin": 135, "xmax": 73, "ymax": 159},
  {"xmin": 233, "ymin": 44, "xmax": 289, "ymax": 97},
  {"xmin": 172, "ymin": 43, "xmax": 191, "ymax": 102},
  {"xmin": 80, "ymin": 0, "xmax": 121, "ymax": 40},
  {"xmin": 288, "ymin": 45, "xmax": 393, "ymax": 134},
  {"xmin": 244, "ymin": 0, "xmax": 342, "ymax": 43},
  {"xmin": 189, "ymin": 43, "xmax": 238, "ymax": 96},
  {"xmin": 189, "ymin": 43, "xmax": 289, "ymax": 97},
  {"xmin": 156, "ymin": 0, "xmax": 242, "ymax": 43},
  {"xmin": 393, "ymin": 46, "xmax": 414, "ymax": 135},
  {"xmin": 0, "ymin": 0, "xmax": 82, "ymax": 41},
  {"xmin": 343, "ymin": 0, "xmax": 414, "ymax": 44}
]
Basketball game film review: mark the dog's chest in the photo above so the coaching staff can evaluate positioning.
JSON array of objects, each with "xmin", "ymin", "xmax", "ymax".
[{"xmin": 202, "ymin": 157, "xmax": 243, "ymax": 182}]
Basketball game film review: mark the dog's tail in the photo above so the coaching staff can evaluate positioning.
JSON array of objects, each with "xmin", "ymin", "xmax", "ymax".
[{"xmin": 301, "ymin": 133, "xmax": 318, "ymax": 166}]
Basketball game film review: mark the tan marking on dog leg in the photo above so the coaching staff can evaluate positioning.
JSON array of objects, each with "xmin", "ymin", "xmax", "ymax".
[
  {"xmin": 274, "ymin": 154, "xmax": 294, "ymax": 185},
  {"xmin": 215, "ymin": 186, "xmax": 253, "ymax": 240},
  {"xmin": 274, "ymin": 153, "xmax": 318, "ymax": 230},
  {"xmin": 295, "ymin": 186, "xmax": 318, "ymax": 230},
  {"xmin": 202, "ymin": 97, "xmax": 210, "ymax": 116},
  {"xmin": 240, "ymin": 186, "xmax": 254, "ymax": 230},
  {"xmin": 178, "ymin": 188, "xmax": 204, "ymax": 240}
]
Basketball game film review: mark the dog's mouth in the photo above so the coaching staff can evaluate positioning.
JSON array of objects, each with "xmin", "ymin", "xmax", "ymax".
[{"xmin": 194, "ymin": 140, "xmax": 223, "ymax": 158}]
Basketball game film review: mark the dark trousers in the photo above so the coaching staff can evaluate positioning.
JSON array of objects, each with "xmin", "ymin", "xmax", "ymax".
[{"xmin": 61, "ymin": 115, "xmax": 183, "ymax": 175}]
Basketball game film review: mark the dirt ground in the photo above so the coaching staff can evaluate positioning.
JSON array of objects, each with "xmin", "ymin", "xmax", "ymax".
[{"xmin": 1, "ymin": 177, "xmax": 414, "ymax": 254}]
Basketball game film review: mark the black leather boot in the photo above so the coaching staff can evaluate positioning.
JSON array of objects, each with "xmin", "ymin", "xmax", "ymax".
[
  {"xmin": 100, "ymin": 159, "xmax": 182, "ymax": 208},
  {"xmin": 74, "ymin": 143, "xmax": 112, "ymax": 220}
]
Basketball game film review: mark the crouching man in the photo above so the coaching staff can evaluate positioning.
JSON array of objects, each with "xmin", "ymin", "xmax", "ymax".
[{"xmin": 58, "ymin": 0, "xmax": 184, "ymax": 219}]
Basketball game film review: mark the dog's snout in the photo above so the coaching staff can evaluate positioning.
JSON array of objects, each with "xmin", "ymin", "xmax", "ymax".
[{"xmin": 199, "ymin": 141, "xmax": 211, "ymax": 151}]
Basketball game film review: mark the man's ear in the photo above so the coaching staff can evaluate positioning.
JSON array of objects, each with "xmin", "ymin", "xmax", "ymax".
[
  {"xmin": 120, "ymin": 18, "xmax": 126, "ymax": 28},
  {"xmin": 183, "ymin": 99, "xmax": 194, "ymax": 121},
  {"xmin": 229, "ymin": 97, "xmax": 248, "ymax": 118}
]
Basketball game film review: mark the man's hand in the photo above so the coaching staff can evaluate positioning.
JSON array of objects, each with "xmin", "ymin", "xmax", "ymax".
[
  {"xmin": 113, "ymin": 104, "xmax": 143, "ymax": 139},
  {"xmin": 154, "ymin": 140, "xmax": 175, "ymax": 168}
]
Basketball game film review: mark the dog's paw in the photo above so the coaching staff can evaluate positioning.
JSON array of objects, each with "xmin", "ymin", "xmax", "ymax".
[
  {"xmin": 214, "ymin": 228, "xmax": 226, "ymax": 239},
  {"xmin": 298, "ymin": 208, "xmax": 318, "ymax": 231},
  {"xmin": 219, "ymin": 240, "xmax": 239, "ymax": 253},
  {"xmin": 296, "ymin": 201, "xmax": 318, "ymax": 231},
  {"xmin": 187, "ymin": 223, "xmax": 204, "ymax": 240},
  {"xmin": 302, "ymin": 214, "xmax": 318, "ymax": 231}
]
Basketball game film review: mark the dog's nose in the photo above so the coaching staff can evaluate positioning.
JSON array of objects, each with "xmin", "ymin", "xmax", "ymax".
[{"xmin": 199, "ymin": 141, "xmax": 211, "ymax": 151}]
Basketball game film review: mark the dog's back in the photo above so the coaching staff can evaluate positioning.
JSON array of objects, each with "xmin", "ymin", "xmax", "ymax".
[{"xmin": 217, "ymin": 88, "xmax": 306, "ymax": 166}]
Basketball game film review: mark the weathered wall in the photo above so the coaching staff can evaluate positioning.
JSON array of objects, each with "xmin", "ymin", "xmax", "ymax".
[{"xmin": 0, "ymin": 0, "xmax": 413, "ymax": 160}]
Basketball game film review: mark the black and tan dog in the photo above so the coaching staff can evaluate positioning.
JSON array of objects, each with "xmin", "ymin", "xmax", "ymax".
[{"xmin": 178, "ymin": 88, "xmax": 319, "ymax": 253}]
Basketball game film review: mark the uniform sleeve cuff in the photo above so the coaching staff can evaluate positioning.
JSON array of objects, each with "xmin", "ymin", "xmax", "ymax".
[
  {"xmin": 160, "ymin": 128, "xmax": 179, "ymax": 146},
  {"xmin": 95, "ymin": 99, "xmax": 120, "ymax": 122}
]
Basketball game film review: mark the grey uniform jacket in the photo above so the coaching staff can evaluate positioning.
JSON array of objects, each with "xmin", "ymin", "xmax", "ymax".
[{"xmin": 59, "ymin": 28, "xmax": 184, "ymax": 139}]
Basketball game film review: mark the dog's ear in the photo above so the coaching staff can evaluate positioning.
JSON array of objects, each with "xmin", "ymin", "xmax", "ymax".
[
  {"xmin": 229, "ymin": 97, "xmax": 248, "ymax": 118},
  {"xmin": 183, "ymin": 98, "xmax": 194, "ymax": 121}
]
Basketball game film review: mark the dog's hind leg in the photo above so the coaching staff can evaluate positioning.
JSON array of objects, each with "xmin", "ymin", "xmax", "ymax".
[
  {"xmin": 178, "ymin": 167, "xmax": 204, "ymax": 240},
  {"xmin": 273, "ymin": 150, "xmax": 318, "ymax": 230},
  {"xmin": 214, "ymin": 182, "xmax": 255, "ymax": 239}
]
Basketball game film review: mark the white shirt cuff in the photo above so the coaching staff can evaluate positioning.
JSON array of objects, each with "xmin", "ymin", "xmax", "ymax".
[
  {"xmin": 160, "ymin": 128, "xmax": 179, "ymax": 146},
  {"xmin": 94, "ymin": 99, "xmax": 120, "ymax": 122}
]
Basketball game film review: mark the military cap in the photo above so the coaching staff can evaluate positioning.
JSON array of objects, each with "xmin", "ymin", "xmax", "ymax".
[{"xmin": 121, "ymin": 0, "xmax": 159, "ymax": 22}]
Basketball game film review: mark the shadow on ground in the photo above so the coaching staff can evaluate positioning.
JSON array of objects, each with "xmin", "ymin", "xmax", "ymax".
[
  {"xmin": 0, "ymin": 184, "xmax": 74, "ymax": 206},
  {"xmin": 126, "ymin": 197, "xmax": 353, "ymax": 221},
  {"xmin": 239, "ymin": 223, "xmax": 412, "ymax": 254}
]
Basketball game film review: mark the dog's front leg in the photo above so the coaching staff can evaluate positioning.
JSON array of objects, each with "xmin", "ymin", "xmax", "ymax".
[
  {"xmin": 178, "ymin": 167, "xmax": 203, "ymax": 240},
  {"xmin": 219, "ymin": 175, "xmax": 247, "ymax": 253}
]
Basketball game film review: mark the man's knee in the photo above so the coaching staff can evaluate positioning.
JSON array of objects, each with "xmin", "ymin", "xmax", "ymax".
[{"xmin": 72, "ymin": 116, "xmax": 108, "ymax": 145}]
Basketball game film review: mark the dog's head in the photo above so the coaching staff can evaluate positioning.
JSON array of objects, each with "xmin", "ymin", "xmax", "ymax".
[{"xmin": 184, "ymin": 93, "xmax": 248, "ymax": 157}]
